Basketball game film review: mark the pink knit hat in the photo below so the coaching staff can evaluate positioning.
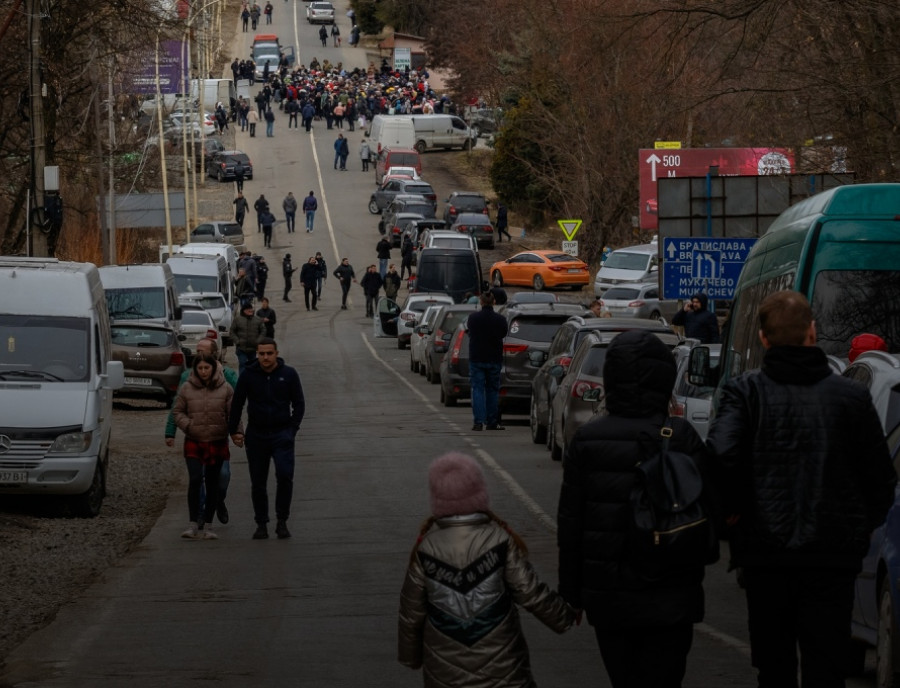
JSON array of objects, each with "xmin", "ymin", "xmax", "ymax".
[{"xmin": 429, "ymin": 452, "xmax": 490, "ymax": 517}]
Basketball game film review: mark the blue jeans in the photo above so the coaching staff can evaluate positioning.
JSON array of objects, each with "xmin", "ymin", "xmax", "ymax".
[
  {"xmin": 470, "ymin": 361, "xmax": 501, "ymax": 426},
  {"xmin": 285, "ymin": 211, "xmax": 295, "ymax": 232},
  {"xmin": 266, "ymin": 120, "xmax": 274, "ymax": 137},
  {"xmin": 245, "ymin": 427, "xmax": 297, "ymax": 524},
  {"xmin": 236, "ymin": 349, "xmax": 257, "ymax": 376},
  {"xmin": 379, "ymin": 258, "xmax": 388, "ymax": 278},
  {"xmin": 305, "ymin": 210, "xmax": 315, "ymax": 231}
]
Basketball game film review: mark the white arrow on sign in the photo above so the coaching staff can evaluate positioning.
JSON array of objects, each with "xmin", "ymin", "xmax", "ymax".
[
  {"xmin": 645, "ymin": 153, "xmax": 661, "ymax": 182},
  {"xmin": 667, "ymin": 243, "xmax": 676, "ymax": 259}
]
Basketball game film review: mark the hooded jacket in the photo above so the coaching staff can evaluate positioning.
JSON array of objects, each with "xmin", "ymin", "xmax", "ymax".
[
  {"xmin": 557, "ymin": 329, "xmax": 708, "ymax": 628},
  {"xmin": 230, "ymin": 312, "xmax": 266, "ymax": 353},
  {"xmin": 672, "ymin": 293, "xmax": 719, "ymax": 343},
  {"xmin": 172, "ymin": 366, "xmax": 233, "ymax": 442},
  {"xmin": 708, "ymin": 345, "xmax": 895, "ymax": 570},
  {"xmin": 399, "ymin": 514, "xmax": 574, "ymax": 688}
]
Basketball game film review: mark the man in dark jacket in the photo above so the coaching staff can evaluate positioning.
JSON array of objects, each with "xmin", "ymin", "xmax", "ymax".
[
  {"xmin": 558, "ymin": 329, "xmax": 710, "ymax": 687},
  {"xmin": 466, "ymin": 291, "xmax": 508, "ymax": 431},
  {"xmin": 282, "ymin": 253, "xmax": 297, "ymax": 302},
  {"xmin": 259, "ymin": 209, "xmax": 276, "ymax": 248},
  {"xmin": 229, "ymin": 337, "xmax": 305, "ymax": 540},
  {"xmin": 333, "ymin": 257, "xmax": 356, "ymax": 310},
  {"xmin": 359, "ymin": 264, "xmax": 383, "ymax": 317},
  {"xmin": 253, "ymin": 194, "xmax": 269, "ymax": 234},
  {"xmin": 672, "ymin": 292, "xmax": 719, "ymax": 343},
  {"xmin": 376, "ymin": 236, "xmax": 391, "ymax": 278},
  {"xmin": 707, "ymin": 290, "xmax": 895, "ymax": 687},
  {"xmin": 299, "ymin": 256, "xmax": 320, "ymax": 311}
]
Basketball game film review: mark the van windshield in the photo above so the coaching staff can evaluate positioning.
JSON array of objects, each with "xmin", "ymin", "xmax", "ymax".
[
  {"xmin": 106, "ymin": 287, "xmax": 166, "ymax": 321},
  {"xmin": 0, "ymin": 315, "xmax": 90, "ymax": 382},
  {"xmin": 812, "ymin": 269, "xmax": 900, "ymax": 355},
  {"xmin": 416, "ymin": 256, "xmax": 480, "ymax": 302},
  {"xmin": 173, "ymin": 275, "xmax": 218, "ymax": 294},
  {"xmin": 604, "ymin": 252, "xmax": 651, "ymax": 271}
]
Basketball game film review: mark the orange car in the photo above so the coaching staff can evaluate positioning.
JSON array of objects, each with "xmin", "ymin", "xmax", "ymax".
[{"xmin": 489, "ymin": 250, "xmax": 590, "ymax": 291}]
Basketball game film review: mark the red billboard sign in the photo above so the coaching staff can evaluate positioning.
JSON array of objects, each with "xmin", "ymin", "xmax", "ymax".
[{"xmin": 639, "ymin": 147, "xmax": 794, "ymax": 230}]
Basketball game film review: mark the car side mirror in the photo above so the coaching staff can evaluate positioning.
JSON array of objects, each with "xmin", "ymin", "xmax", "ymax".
[
  {"xmin": 219, "ymin": 325, "xmax": 227, "ymax": 332},
  {"xmin": 688, "ymin": 346, "xmax": 718, "ymax": 387},
  {"xmin": 581, "ymin": 388, "xmax": 604, "ymax": 402}
]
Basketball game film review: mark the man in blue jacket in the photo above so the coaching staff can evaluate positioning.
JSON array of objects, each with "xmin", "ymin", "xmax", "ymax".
[
  {"xmin": 466, "ymin": 291, "xmax": 508, "ymax": 431},
  {"xmin": 229, "ymin": 338, "xmax": 306, "ymax": 540}
]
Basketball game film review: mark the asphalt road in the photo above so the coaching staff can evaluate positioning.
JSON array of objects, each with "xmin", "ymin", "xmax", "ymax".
[{"xmin": 0, "ymin": 4, "xmax": 881, "ymax": 687}]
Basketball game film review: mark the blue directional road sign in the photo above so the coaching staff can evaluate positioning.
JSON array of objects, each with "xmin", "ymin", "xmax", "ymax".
[{"xmin": 661, "ymin": 237, "xmax": 757, "ymax": 300}]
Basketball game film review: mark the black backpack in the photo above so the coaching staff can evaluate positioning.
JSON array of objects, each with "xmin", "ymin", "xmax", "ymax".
[{"xmin": 628, "ymin": 420, "xmax": 718, "ymax": 582}]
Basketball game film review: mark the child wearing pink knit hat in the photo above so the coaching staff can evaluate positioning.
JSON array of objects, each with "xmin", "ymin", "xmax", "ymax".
[{"xmin": 398, "ymin": 451, "xmax": 577, "ymax": 686}]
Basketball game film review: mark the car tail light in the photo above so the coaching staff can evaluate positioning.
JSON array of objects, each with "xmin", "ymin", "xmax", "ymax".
[
  {"xmin": 549, "ymin": 266, "xmax": 565, "ymax": 272},
  {"xmin": 456, "ymin": 225, "xmax": 468, "ymax": 234},
  {"xmin": 503, "ymin": 344, "xmax": 529, "ymax": 353},
  {"xmin": 572, "ymin": 379, "xmax": 600, "ymax": 398},
  {"xmin": 433, "ymin": 330, "xmax": 448, "ymax": 353},
  {"xmin": 449, "ymin": 207, "xmax": 458, "ymax": 217},
  {"xmin": 206, "ymin": 328, "xmax": 218, "ymax": 339},
  {"xmin": 392, "ymin": 226, "xmax": 401, "ymax": 235},
  {"xmin": 670, "ymin": 400, "xmax": 685, "ymax": 417},
  {"xmin": 481, "ymin": 207, "xmax": 488, "ymax": 215},
  {"xmin": 628, "ymin": 300, "xmax": 646, "ymax": 307},
  {"xmin": 558, "ymin": 356, "xmax": 572, "ymax": 368},
  {"xmin": 449, "ymin": 330, "xmax": 464, "ymax": 365},
  {"xmin": 400, "ymin": 312, "xmax": 416, "ymax": 321},
  {"xmin": 170, "ymin": 351, "xmax": 185, "ymax": 366}
]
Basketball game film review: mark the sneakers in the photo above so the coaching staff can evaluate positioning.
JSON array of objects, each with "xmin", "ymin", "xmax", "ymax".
[
  {"xmin": 472, "ymin": 423, "xmax": 484, "ymax": 431},
  {"xmin": 486, "ymin": 424, "xmax": 506, "ymax": 431},
  {"xmin": 275, "ymin": 520, "xmax": 291, "ymax": 539},
  {"xmin": 181, "ymin": 523, "xmax": 199, "ymax": 539},
  {"xmin": 253, "ymin": 524, "xmax": 269, "ymax": 540},
  {"xmin": 217, "ymin": 501, "xmax": 229, "ymax": 524},
  {"xmin": 200, "ymin": 529, "xmax": 218, "ymax": 540}
]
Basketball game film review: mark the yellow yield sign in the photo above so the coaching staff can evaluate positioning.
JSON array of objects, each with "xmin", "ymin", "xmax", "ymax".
[{"xmin": 557, "ymin": 219, "xmax": 582, "ymax": 241}]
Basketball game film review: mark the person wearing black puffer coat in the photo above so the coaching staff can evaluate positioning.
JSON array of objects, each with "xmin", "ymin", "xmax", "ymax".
[
  {"xmin": 672, "ymin": 292, "xmax": 719, "ymax": 343},
  {"xmin": 708, "ymin": 290, "xmax": 895, "ymax": 688},
  {"xmin": 558, "ymin": 328, "xmax": 712, "ymax": 688}
]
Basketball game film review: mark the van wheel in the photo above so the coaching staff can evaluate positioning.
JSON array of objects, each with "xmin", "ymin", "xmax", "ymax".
[
  {"xmin": 530, "ymin": 396, "xmax": 547, "ymax": 444},
  {"xmin": 368, "ymin": 198, "xmax": 380, "ymax": 214},
  {"xmin": 492, "ymin": 270, "xmax": 503, "ymax": 286},
  {"xmin": 463, "ymin": 137, "xmax": 473, "ymax": 151},
  {"xmin": 410, "ymin": 356, "xmax": 417, "ymax": 373},
  {"xmin": 217, "ymin": 170, "xmax": 225, "ymax": 183},
  {"xmin": 650, "ymin": 310, "xmax": 661, "ymax": 321},
  {"xmin": 472, "ymin": 125, "xmax": 481, "ymax": 138},
  {"xmin": 414, "ymin": 140, "xmax": 427, "ymax": 154},
  {"xmin": 68, "ymin": 461, "xmax": 105, "ymax": 518},
  {"xmin": 533, "ymin": 275, "xmax": 545, "ymax": 291}
]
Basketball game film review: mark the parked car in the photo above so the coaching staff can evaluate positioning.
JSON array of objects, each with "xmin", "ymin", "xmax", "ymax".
[
  {"xmin": 410, "ymin": 304, "xmax": 445, "ymax": 375},
  {"xmin": 385, "ymin": 165, "xmax": 421, "ymax": 180},
  {"xmin": 439, "ymin": 324, "xmax": 471, "ymax": 407},
  {"xmin": 844, "ymin": 352, "xmax": 900, "ymax": 681},
  {"xmin": 393, "ymin": 293, "xmax": 455, "ymax": 350},
  {"xmin": 385, "ymin": 212, "xmax": 426, "ymax": 248},
  {"xmin": 374, "ymin": 148, "xmax": 422, "ymax": 184},
  {"xmin": 206, "ymin": 150, "xmax": 253, "ymax": 182},
  {"xmin": 306, "ymin": 1, "xmax": 335, "ymax": 23},
  {"xmin": 369, "ymin": 178, "xmax": 436, "ymax": 215},
  {"xmin": 490, "ymin": 250, "xmax": 590, "ymax": 291},
  {"xmin": 177, "ymin": 292, "xmax": 233, "ymax": 351},
  {"xmin": 506, "ymin": 292, "xmax": 559, "ymax": 307},
  {"xmin": 450, "ymin": 213, "xmax": 495, "ymax": 250},
  {"xmin": 110, "ymin": 322, "xmax": 186, "ymax": 408},
  {"xmin": 497, "ymin": 303, "xmax": 588, "ymax": 412},
  {"xmin": 600, "ymin": 282, "xmax": 680, "ymax": 321},
  {"xmin": 415, "ymin": 227, "xmax": 474, "ymax": 253},
  {"xmin": 670, "ymin": 343, "xmax": 721, "ymax": 441},
  {"xmin": 412, "ymin": 247, "xmax": 484, "ymax": 304},
  {"xmin": 189, "ymin": 221, "xmax": 245, "ymax": 246},
  {"xmin": 166, "ymin": 110, "xmax": 217, "ymax": 137},
  {"xmin": 530, "ymin": 317, "xmax": 672, "ymax": 445},
  {"xmin": 593, "ymin": 242, "xmax": 658, "ymax": 297},
  {"xmin": 546, "ymin": 324, "xmax": 683, "ymax": 460},
  {"xmin": 443, "ymin": 192, "xmax": 489, "ymax": 226},
  {"xmin": 170, "ymin": 135, "xmax": 225, "ymax": 166},
  {"xmin": 466, "ymin": 107, "xmax": 503, "ymax": 138},
  {"xmin": 179, "ymin": 304, "xmax": 221, "ymax": 364},
  {"xmin": 422, "ymin": 303, "xmax": 479, "ymax": 383}
]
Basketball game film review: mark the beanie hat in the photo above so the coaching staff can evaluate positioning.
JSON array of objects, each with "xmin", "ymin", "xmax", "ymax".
[
  {"xmin": 428, "ymin": 452, "xmax": 489, "ymax": 517},
  {"xmin": 849, "ymin": 333, "xmax": 888, "ymax": 362}
]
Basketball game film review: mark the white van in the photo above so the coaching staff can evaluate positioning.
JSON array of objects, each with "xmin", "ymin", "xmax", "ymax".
[
  {"xmin": 367, "ymin": 115, "xmax": 415, "ymax": 159},
  {"xmin": 99, "ymin": 263, "xmax": 182, "ymax": 332},
  {"xmin": 140, "ymin": 78, "xmax": 236, "ymax": 114},
  {"xmin": 161, "ymin": 243, "xmax": 239, "ymax": 287},
  {"xmin": 593, "ymin": 242, "xmax": 659, "ymax": 297},
  {"xmin": 0, "ymin": 257, "xmax": 125, "ymax": 516},
  {"xmin": 409, "ymin": 115, "xmax": 475, "ymax": 153},
  {"xmin": 166, "ymin": 253, "xmax": 232, "ymax": 304}
]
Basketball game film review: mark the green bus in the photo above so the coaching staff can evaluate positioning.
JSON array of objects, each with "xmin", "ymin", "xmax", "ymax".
[{"xmin": 694, "ymin": 183, "xmax": 900, "ymax": 385}]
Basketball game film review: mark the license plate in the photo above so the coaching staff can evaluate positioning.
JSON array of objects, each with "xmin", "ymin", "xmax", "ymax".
[
  {"xmin": 125, "ymin": 376, "xmax": 153, "ymax": 386},
  {"xmin": 0, "ymin": 471, "xmax": 27, "ymax": 484},
  {"xmin": 567, "ymin": 268, "xmax": 582, "ymax": 273}
]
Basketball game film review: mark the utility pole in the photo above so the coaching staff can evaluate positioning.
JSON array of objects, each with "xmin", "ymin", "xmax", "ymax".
[{"xmin": 29, "ymin": 0, "xmax": 49, "ymax": 256}]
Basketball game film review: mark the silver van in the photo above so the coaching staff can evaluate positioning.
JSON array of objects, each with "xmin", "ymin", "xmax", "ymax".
[
  {"xmin": 409, "ymin": 115, "xmax": 475, "ymax": 153},
  {"xmin": 99, "ymin": 263, "xmax": 182, "ymax": 332},
  {"xmin": 166, "ymin": 253, "xmax": 232, "ymax": 304},
  {"xmin": 0, "ymin": 258, "xmax": 125, "ymax": 516},
  {"xmin": 593, "ymin": 242, "xmax": 659, "ymax": 297}
]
